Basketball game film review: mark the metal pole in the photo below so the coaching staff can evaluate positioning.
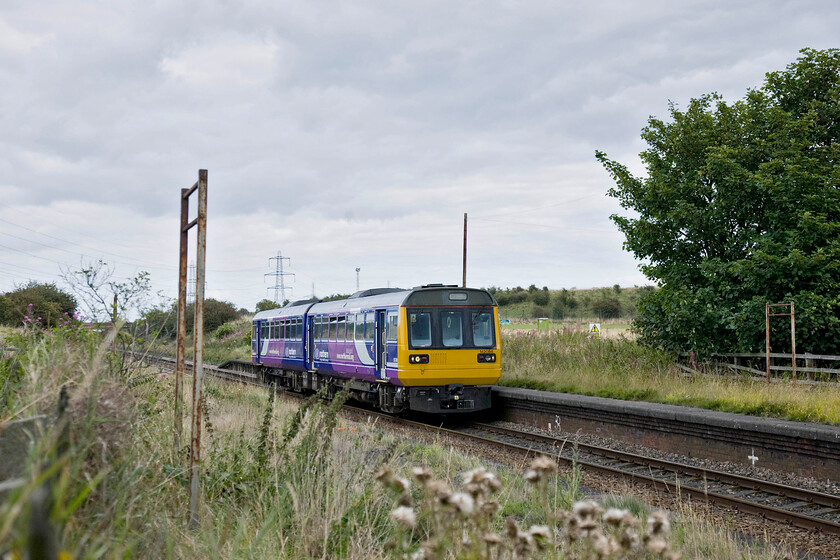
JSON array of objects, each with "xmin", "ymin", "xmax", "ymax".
[
  {"xmin": 175, "ymin": 187, "xmax": 189, "ymax": 451},
  {"xmin": 765, "ymin": 302, "xmax": 770, "ymax": 384},
  {"xmin": 462, "ymin": 213, "xmax": 467, "ymax": 288},
  {"xmin": 790, "ymin": 302, "xmax": 796, "ymax": 385},
  {"xmin": 189, "ymin": 169, "xmax": 207, "ymax": 528}
]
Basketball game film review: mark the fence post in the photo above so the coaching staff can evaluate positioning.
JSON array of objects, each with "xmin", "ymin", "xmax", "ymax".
[
  {"xmin": 765, "ymin": 303, "xmax": 770, "ymax": 383},
  {"xmin": 790, "ymin": 301, "xmax": 796, "ymax": 385}
]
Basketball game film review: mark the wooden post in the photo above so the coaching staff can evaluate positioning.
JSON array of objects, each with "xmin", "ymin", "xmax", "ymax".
[
  {"xmin": 790, "ymin": 301, "xmax": 796, "ymax": 385},
  {"xmin": 765, "ymin": 303, "xmax": 770, "ymax": 383}
]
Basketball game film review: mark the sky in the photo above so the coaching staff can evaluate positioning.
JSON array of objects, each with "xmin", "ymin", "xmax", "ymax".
[{"xmin": 1, "ymin": 1, "xmax": 839, "ymax": 316}]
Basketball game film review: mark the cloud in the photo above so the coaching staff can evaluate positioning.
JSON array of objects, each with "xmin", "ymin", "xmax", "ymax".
[{"xmin": 159, "ymin": 33, "xmax": 288, "ymax": 87}]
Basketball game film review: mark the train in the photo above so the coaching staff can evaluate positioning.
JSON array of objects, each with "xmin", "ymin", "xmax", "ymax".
[{"xmin": 251, "ymin": 284, "xmax": 501, "ymax": 414}]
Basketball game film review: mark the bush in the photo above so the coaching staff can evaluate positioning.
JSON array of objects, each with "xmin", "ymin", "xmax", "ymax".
[{"xmin": 0, "ymin": 282, "xmax": 77, "ymax": 328}]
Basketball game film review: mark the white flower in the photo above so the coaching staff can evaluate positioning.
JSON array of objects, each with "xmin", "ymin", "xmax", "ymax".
[
  {"xmin": 449, "ymin": 492, "xmax": 475, "ymax": 515},
  {"xmin": 390, "ymin": 506, "xmax": 416, "ymax": 528}
]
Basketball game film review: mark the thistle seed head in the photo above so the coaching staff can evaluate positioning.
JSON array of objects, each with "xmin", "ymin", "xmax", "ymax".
[
  {"xmin": 646, "ymin": 511, "xmax": 671, "ymax": 537},
  {"xmin": 390, "ymin": 505, "xmax": 416, "ymax": 528},
  {"xmin": 449, "ymin": 492, "xmax": 475, "ymax": 515}
]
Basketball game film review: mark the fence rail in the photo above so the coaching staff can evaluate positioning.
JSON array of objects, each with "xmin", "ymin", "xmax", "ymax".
[{"xmin": 678, "ymin": 351, "xmax": 840, "ymax": 380}]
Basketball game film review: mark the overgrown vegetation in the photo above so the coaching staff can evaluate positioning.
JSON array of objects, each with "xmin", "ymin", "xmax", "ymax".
[
  {"xmin": 1, "ymin": 319, "xmax": 796, "ymax": 559},
  {"xmin": 501, "ymin": 331, "xmax": 840, "ymax": 424}
]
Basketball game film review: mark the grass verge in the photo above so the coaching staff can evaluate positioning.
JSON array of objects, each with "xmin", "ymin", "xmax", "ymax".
[{"xmin": 501, "ymin": 331, "xmax": 840, "ymax": 425}]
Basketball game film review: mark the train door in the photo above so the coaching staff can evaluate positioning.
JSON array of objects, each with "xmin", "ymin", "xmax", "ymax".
[
  {"xmin": 252, "ymin": 321, "xmax": 261, "ymax": 364},
  {"xmin": 376, "ymin": 310, "xmax": 387, "ymax": 380},
  {"xmin": 307, "ymin": 317, "xmax": 315, "ymax": 370}
]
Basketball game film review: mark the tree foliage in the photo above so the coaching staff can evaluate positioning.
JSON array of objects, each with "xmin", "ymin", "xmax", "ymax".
[
  {"xmin": 597, "ymin": 48, "xmax": 840, "ymax": 354},
  {"xmin": 0, "ymin": 282, "xmax": 77, "ymax": 327},
  {"xmin": 138, "ymin": 298, "xmax": 240, "ymax": 339}
]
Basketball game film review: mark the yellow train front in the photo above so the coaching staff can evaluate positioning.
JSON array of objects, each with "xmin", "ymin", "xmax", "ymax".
[
  {"xmin": 252, "ymin": 285, "xmax": 501, "ymax": 414},
  {"xmin": 394, "ymin": 286, "xmax": 501, "ymax": 413}
]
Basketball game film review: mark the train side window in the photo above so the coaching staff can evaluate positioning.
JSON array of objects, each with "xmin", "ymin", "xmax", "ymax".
[
  {"xmin": 472, "ymin": 312, "xmax": 494, "ymax": 347},
  {"xmin": 408, "ymin": 311, "xmax": 431, "ymax": 348},
  {"xmin": 386, "ymin": 311, "xmax": 398, "ymax": 341},
  {"xmin": 296, "ymin": 318, "xmax": 303, "ymax": 340},
  {"xmin": 353, "ymin": 314, "xmax": 363, "ymax": 340},
  {"xmin": 261, "ymin": 323, "xmax": 269, "ymax": 340},
  {"xmin": 441, "ymin": 311, "xmax": 463, "ymax": 347},
  {"xmin": 364, "ymin": 313, "xmax": 375, "ymax": 342},
  {"xmin": 328, "ymin": 316, "xmax": 336, "ymax": 340},
  {"xmin": 337, "ymin": 315, "xmax": 346, "ymax": 341},
  {"xmin": 278, "ymin": 320, "xmax": 284, "ymax": 340},
  {"xmin": 273, "ymin": 320, "xmax": 279, "ymax": 340}
]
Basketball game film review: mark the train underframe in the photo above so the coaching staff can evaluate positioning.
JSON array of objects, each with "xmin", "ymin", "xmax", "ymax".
[{"xmin": 261, "ymin": 366, "xmax": 492, "ymax": 414}]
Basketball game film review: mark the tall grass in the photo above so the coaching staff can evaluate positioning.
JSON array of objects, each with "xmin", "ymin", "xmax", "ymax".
[
  {"xmin": 501, "ymin": 331, "xmax": 840, "ymax": 424},
  {"xmin": 0, "ymin": 323, "xmax": 797, "ymax": 558}
]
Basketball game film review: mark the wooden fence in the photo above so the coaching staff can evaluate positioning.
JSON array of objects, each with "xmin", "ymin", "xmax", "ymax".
[{"xmin": 678, "ymin": 351, "xmax": 840, "ymax": 382}]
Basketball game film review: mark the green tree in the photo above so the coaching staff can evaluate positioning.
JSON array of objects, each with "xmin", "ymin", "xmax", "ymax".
[
  {"xmin": 0, "ymin": 282, "xmax": 77, "ymax": 327},
  {"xmin": 597, "ymin": 48, "xmax": 840, "ymax": 354},
  {"xmin": 255, "ymin": 299, "xmax": 279, "ymax": 312}
]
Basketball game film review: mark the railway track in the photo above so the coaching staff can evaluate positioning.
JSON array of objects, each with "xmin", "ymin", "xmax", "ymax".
[
  {"xmin": 140, "ymin": 353, "xmax": 840, "ymax": 537},
  {"xmin": 455, "ymin": 422, "xmax": 840, "ymax": 537}
]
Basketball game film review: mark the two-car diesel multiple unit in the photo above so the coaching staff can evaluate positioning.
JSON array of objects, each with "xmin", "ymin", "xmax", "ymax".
[{"xmin": 251, "ymin": 285, "xmax": 501, "ymax": 414}]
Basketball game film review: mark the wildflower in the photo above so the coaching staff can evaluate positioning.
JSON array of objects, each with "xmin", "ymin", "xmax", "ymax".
[
  {"xmin": 482, "ymin": 532, "xmax": 503, "ymax": 546},
  {"xmin": 375, "ymin": 465, "xmax": 393, "ymax": 483},
  {"xmin": 603, "ymin": 508, "xmax": 628, "ymax": 527},
  {"xmin": 426, "ymin": 480, "xmax": 452, "ymax": 503},
  {"xmin": 390, "ymin": 506, "xmax": 416, "ymax": 528},
  {"xmin": 449, "ymin": 492, "xmax": 474, "ymax": 515},
  {"xmin": 529, "ymin": 525, "xmax": 552, "ymax": 550},
  {"xmin": 394, "ymin": 476, "xmax": 410, "ymax": 493},
  {"xmin": 592, "ymin": 533, "xmax": 619, "ymax": 557},
  {"xmin": 530, "ymin": 455, "xmax": 556, "ymax": 474},
  {"xmin": 412, "ymin": 466, "xmax": 432, "ymax": 484},
  {"xmin": 505, "ymin": 516, "xmax": 519, "ymax": 539},
  {"xmin": 523, "ymin": 469, "xmax": 540, "ymax": 484},
  {"xmin": 646, "ymin": 536, "xmax": 668, "ymax": 554},
  {"xmin": 646, "ymin": 511, "xmax": 670, "ymax": 537}
]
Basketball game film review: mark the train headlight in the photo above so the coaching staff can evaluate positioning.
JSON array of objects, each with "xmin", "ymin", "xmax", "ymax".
[
  {"xmin": 409, "ymin": 354, "xmax": 429, "ymax": 364},
  {"xmin": 477, "ymin": 353, "xmax": 496, "ymax": 363}
]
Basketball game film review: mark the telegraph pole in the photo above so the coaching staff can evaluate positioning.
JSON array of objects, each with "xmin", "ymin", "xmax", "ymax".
[{"xmin": 266, "ymin": 252, "xmax": 294, "ymax": 303}]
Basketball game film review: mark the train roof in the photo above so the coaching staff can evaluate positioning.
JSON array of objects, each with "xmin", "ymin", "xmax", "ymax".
[{"xmin": 253, "ymin": 285, "xmax": 497, "ymax": 320}]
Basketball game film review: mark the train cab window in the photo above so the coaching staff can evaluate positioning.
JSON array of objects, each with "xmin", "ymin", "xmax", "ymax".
[
  {"xmin": 335, "ymin": 315, "xmax": 345, "ymax": 340},
  {"xmin": 386, "ymin": 311, "xmax": 398, "ymax": 341},
  {"xmin": 408, "ymin": 311, "xmax": 432, "ymax": 348},
  {"xmin": 441, "ymin": 311, "xmax": 463, "ymax": 347},
  {"xmin": 364, "ymin": 313, "xmax": 375, "ymax": 342},
  {"xmin": 472, "ymin": 312, "xmax": 494, "ymax": 347}
]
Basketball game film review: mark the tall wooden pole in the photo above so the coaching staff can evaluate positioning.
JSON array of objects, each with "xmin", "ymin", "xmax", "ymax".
[{"xmin": 462, "ymin": 213, "xmax": 467, "ymax": 288}]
